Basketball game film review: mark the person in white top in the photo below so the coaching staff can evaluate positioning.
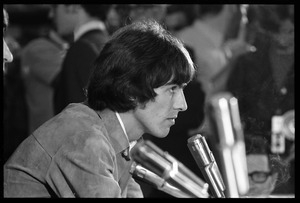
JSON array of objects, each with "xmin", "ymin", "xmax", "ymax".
[
  {"xmin": 177, "ymin": 5, "xmax": 256, "ymax": 136},
  {"xmin": 177, "ymin": 5, "xmax": 255, "ymax": 102}
]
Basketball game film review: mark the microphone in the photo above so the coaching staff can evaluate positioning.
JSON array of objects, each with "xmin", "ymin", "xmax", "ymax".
[
  {"xmin": 130, "ymin": 140, "xmax": 210, "ymax": 198},
  {"xmin": 187, "ymin": 134, "xmax": 226, "ymax": 198},
  {"xmin": 206, "ymin": 92, "xmax": 249, "ymax": 197},
  {"xmin": 130, "ymin": 162, "xmax": 192, "ymax": 198}
]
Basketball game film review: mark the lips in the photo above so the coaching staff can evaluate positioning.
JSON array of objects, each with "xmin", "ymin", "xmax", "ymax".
[
  {"xmin": 167, "ymin": 117, "xmax": 177, "ymax": 125},
  {"xmin": 168, "ymin": 116, "xmax": 177, "ymax": 121}
]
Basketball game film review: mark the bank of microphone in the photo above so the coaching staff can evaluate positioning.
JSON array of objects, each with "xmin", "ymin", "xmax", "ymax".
[
  {"xmin": 187, "ymin": 134, "xmax": 226, "ymax": 198},
  {"xmin": 206, "ymin": 92, "xmax": 249, "ymax": 197},
  {"xmin": 130, "ymin": 162, "xmax": 192, "ymax": 198},
  {"xmin": 130, "ymin": 140, "xmax": 209, "ymax": 198}
]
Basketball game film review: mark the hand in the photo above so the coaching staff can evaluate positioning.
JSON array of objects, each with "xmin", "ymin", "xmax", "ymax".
[{"xmin": 222, "ymin": 39, "xmax": 256, "ymax": 61}]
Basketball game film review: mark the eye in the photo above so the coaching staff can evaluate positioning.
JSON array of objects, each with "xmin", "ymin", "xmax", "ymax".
[{"xmin": 169, "ymin": 85, "xmax": 178, "ymax": 94}]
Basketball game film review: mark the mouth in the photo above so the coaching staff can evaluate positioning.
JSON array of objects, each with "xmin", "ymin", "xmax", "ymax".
[{"xmin": 167, "ymin": 117, "xmax": 177, "ymax": 125}]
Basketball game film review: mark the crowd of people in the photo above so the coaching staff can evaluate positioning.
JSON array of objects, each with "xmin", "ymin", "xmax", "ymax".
[{"xmin": 3, "ymin": 4, "xmax": 294, "ymax": 198}]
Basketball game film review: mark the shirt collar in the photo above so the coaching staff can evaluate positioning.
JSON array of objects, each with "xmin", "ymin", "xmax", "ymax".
[
  {"xmin": 97, "ymin": 109, "xmax": 140, "ymax": 161},
  {"xmin": 115, "ymin": 112, "xmax": 137, "ymax": 151},
  {"xmin": 74, "ymin": 20, "xmax": 106, "ymax": 41}
]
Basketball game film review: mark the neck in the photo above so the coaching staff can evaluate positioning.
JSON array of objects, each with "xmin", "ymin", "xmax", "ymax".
[{"xmin": 118, "ymin": 111, "xmax": 143, "ymax": 142}]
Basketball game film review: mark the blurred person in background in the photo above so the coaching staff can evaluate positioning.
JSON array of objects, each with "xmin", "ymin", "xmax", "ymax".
[
  {"xmin": 226, "ymin": 4, "xmax": 294, "ymax": 195},
  {"xmin": 4, "ymin": 20, "xmax": 195, "ymax": 198},
  {"xmin": 3, "ymin": 6, "xmax": 29, "ymax": 163},
  {"xmin": 52, "ymin": 4, "xmax": 111, "ymax": 115},
  {"xmin": 243, "ymin": 133, "xmax": 290, "ymax": 198},
  {"xmin": 105, "ymin": 4, "xmax": 131, "ymax": 35},
  {"xmin": 176, "ymin": 4, "xmax": 256, "ymax": 137},
  {"xmin": 163, "ymin": 4, "xmax": 197, "ymax": 36},
  {"xmin": 105, "ymin": 4, "xmax": 167, "ymax": 40},
  {"xmin": 129, "ymin": 4, "xmax": 167, "ymax": 24},
  {"xmin": 177, "ymin": 5, "xmax": 254, "ymax": 103},
  {"xmin": 20, "ymin": 5, "xmax": 70, "ymax": 135}
]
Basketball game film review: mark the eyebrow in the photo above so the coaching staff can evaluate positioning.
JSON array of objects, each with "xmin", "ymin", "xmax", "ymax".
[{"xmin": 165, "ymin": 83, "xmax": 187, "ymax": 90}]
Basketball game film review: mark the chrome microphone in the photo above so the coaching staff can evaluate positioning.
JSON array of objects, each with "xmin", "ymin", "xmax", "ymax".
[
  {"xmin": 187, "ymin": 134, "xmax": 226, "ymax": 198},
  {"xmin": 130, "ymin": 162, "xmax": 192, "ymax": 198},
  {"xmin": 206, "ymin": 92, "xmax": 249, "ymax": 197},
  {"xmin": 130, "ymin": 140, "xmax": 210, "ymax": 198}
]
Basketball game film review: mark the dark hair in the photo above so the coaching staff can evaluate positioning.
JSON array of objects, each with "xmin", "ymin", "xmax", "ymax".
[
  {"xmin": 87, "ymin": 20, "xmax": 195, "ymax": 112},
  {"xmin": 80, "ymin": 4, "xmax": 111, "ymax": 22},
  {"xmin": 245, "ymin": 134, "xmax": 270, "ymax": 155}
]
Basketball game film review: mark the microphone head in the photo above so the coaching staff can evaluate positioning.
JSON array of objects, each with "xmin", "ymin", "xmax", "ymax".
[{"xmin": 187, "ymin": 134, "xmax": 226, "ymax": 198}]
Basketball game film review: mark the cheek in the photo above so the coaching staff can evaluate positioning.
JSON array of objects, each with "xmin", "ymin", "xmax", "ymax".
[
  {"xmin": 139, "ymin": 102, "xmax": 172, "ymax": 137},
  {"xmin": 144, "ymin": 102, "xmax": 166, "ymax": 123},
  {"xmin": 149, "ymin": 95, "xmax": 172, "ymax": 113}
]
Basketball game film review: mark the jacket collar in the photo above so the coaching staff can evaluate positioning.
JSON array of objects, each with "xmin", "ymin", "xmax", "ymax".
[
  {"xmin": 97, "ymin": 109, "xmax": 130, "ymax": 156},
  {"xmin": 74, "ymin": 20, "xmax": 106, "ymax": 41}
]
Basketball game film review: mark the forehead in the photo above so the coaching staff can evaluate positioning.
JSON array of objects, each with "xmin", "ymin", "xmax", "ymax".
[
  {"xmin": 3, "ymin": 9, "xmax": 8, "ymax": 27},
  {"xmin": 247, "ymin": 154, "xmax": 270, "ymax": 172}
]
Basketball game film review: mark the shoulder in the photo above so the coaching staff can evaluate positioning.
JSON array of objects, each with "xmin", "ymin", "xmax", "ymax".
[
  {"xmin": 36, "ymin": 103, "xmax": 103, "ymax": 135},
  {"xmin": 67, "ymin": 32, "xmax": 108, "ymax": 56},
  {"xmin": 33, "ymin": 103, "xmax": 113, "ymax": 154},
  {"xmin": 22, "ymin": 38, "xmax": 59, "ymax": 57},
  {"xmin": 24, "ymin": 38, "xmax": 52, "ymax": 48},
  {"xmin": 80, "ymin": 30, "xmax": 109, "ymax": 45}
]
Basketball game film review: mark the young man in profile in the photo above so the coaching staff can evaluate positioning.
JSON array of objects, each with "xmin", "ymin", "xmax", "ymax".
[{"xmin": 4, "ymin": 19, "xmax": 195, "ymax": 198}]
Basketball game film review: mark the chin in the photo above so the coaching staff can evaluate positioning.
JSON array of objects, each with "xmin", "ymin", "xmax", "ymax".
[{"xmin": 151, "ymin": 129, "xmax": 170, "ymax": 138}]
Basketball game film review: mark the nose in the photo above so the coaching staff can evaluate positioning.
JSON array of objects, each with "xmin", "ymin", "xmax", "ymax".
[
  {"xmin": 3, "ymin": 39, "xmax": 13, "ymax": 63},
  {"xmin": 175, "ymin": 89, "xmax": 188, "ymax": 112}
]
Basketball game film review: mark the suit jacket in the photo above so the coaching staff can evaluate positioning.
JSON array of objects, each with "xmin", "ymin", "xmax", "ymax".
[
  {"xmin": 53, "ymin": 29, "xmax": 109, "ymax": 115},
  {"xmin": 4, "ymin": 103, "xmax": 143, "ymax": 197},
  {"xmin": 21, "ymin": 37, "xmax": 65, "ymax": 134}
]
